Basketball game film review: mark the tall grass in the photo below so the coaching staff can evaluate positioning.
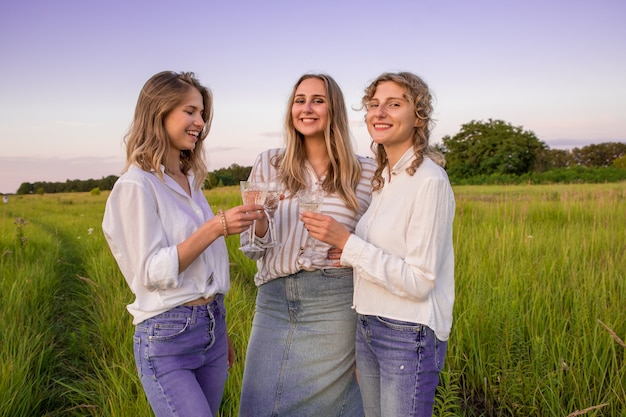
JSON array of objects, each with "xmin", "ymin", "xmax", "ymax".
[
  {"xmin": 0, "ymin": 216, "xmax": 60, "ymax": 416},
  {"xmin": 0, "ymin": 194, "xmax": 124, "ymax": 416},
  {"xmin": 449, "ymin": 184, "xmax": 625, "ymax": 416},
  {"xmin": 1, "ymin": 183, "xmax": 624, "ymax": 416}
]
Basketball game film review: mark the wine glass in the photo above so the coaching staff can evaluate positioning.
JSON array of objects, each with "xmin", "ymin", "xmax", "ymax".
[
  {"xmin": 296, "ymin": 188, "xmax": 325, "ymax": 263},
  {"xmin": 238, "ymin": 181, "xmax": 267, "ymax": 253},
  {"xmin": 263, "ymin": 182, "xmax": 283, "ymax": 247}
]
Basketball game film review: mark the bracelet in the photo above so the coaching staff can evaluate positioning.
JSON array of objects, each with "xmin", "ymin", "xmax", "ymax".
[{"xmin": 218, "ymin": 210, "xmax": 228, "ymax": 238}]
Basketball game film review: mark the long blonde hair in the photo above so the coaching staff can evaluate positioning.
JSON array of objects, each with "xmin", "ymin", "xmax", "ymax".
[
  {"xmin": 361, "ymin": 72, "xmax": 445, "ymax": 191},
  {"xmin": 274, "ymin": 74, "xmax": 362, "ymax": 212},
  {"xmin": 123, "ymin": 71, "xmax": 213, "ymax": 189}
]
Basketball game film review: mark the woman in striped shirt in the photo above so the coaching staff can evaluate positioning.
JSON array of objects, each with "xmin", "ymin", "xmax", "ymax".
[{"xmin": 238, "ymin": 74, "xmax": 376, "ymax": 417}]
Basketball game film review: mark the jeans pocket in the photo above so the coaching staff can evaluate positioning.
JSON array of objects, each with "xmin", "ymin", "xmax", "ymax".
[
  {"xmin": 150, "ymin": 317, "xmax": 192, "ymax": 341},
  {"xmin": 320, "ymin": 267, "xmax": 353, "ymax": 280},
  {"xmin": 376, "ymin": 316, "xmax": 421, "ymax": 331},
  {"xmin": 215, "ymin": 298, "xmax": 226, "ymax": 319}
]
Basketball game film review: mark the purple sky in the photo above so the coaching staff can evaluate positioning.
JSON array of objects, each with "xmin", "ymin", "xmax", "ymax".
[{"xmin": 1, "ymin": 0, "xmax": 625, "ymax": 193}]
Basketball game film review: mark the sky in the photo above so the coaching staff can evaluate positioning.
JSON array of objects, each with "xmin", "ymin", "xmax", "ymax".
[{"xmin": 1, "ymin": 0, "xmax": 625, "ymax": 194}]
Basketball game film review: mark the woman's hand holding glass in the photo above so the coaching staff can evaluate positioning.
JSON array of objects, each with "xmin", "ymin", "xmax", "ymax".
[
  {"xmin": 220, "ymin": 204, "xmax": 265, "ymax": 236},
  {"xmin": 300, "ymin": 210, "xmax": 351, "ymax": 267},
  {"xmin": 296, "ymin": 189, "xmax": 326, "ymax": 266}
]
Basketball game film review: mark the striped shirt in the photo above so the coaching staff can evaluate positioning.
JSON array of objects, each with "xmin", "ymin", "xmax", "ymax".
[{"xmin": 241, "ymin": 148, "xmax": 376, "ymax": 286}]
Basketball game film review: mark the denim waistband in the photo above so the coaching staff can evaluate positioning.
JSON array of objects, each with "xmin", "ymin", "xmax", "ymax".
[
  {"xmin": 136, "ymin": 294, "xmax": 224, "ymax": 330},
  {"xmin": 287, "ymin": 267, "xmax": 353, "ymax": 280}
]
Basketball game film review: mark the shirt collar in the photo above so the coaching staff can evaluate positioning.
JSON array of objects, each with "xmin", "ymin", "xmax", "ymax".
[{"xmin": 389, "ymin": 148, "xmax": 416, "ymax": 175}]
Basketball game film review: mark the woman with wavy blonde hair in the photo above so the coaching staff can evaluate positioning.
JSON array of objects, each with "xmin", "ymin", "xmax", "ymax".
[
  {"xmin": 103, "ymin": 71, "xmax": 264, "ymax": 417},
  {"xmin": 238, "ymin": 73, "xmax": 376, "ymax": 416}
]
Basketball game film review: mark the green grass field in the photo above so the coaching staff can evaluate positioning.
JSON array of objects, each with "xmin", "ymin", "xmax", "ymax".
[{"xmin": 1, "ymin": 183, "xmax": 624, "ymax": 416}]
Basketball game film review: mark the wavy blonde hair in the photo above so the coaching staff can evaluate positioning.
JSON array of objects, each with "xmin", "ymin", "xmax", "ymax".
[
  {"xmin": 273, "ymin": 74, "xmax": 362, "ymax": 212},
  {"xmin": 123, "ymin": 71, "xmax": 213, "ymax": 190},
  {"xmin": 361, "ymin": 72, "xmax": 445, "ymax": 191}
]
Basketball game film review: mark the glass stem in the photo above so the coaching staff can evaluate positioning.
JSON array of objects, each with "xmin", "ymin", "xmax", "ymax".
[
  {"xmin": 268, "ymin": 214, "xmax": 276, "ymax": 243},
  {"xmin": 264, "ymin": 211, "xmax": 272, "ymax": 242},
  {"xmin": 249, "ymin": 221, "xmax": 256, "ymax": 247}
]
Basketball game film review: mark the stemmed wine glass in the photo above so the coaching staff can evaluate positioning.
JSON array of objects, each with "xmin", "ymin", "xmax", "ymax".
[
  {"xmin": 263, "ymin": 182, "xmax": 283, "ymax": 247},
  {"xmin": 238, "ymin": 181, "xmax": 267, "ymax": 254},
  {"xmin": 296, "ymin": 188, "xmax": 325, "ymax": 261}
]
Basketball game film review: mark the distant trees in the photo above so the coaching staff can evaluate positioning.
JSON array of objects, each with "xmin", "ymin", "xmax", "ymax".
[
  {"xmin": 15, "ymin": 165, "xmax": 253, "ymax": 195},
  {"xmin": 532, "ymin": 144, "xmax": 626, "ymax": 171},
  {"xmin": 614, "ymin": 155, "xmax": 626, "ymax": 169},
  {"xmin": 441, "ymin": 119, "xmax": 626, "ymax": 182},
  {"xmin": 569, "ymin": 142, "xmax": 626, "ymax": 167},
  {"xmin": 204, "ymin": 164, "xmax": 252, "ymax": 189},
  {"xmin": 16, "ymin": 175, "xmax": 120, "ymax": 195},
  {"xmin": 442, "ymin": 119, "xmax": 546, "ymax": 178}
]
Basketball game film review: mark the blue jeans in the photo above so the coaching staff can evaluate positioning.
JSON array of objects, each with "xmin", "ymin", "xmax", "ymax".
[
  {"xmin": 356, "ymin": 315, "xmax": 447, "ymax": 417},
  {"xmin": 133, "ymin": 295, "xmax": 229, "ymax": 417},
  {"xmin": 238, "ymin": 269, "xmax": 363, "ymax": 417}
]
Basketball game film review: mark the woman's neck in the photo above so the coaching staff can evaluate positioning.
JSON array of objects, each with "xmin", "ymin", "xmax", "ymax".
[
  {"xmin": 304, "ymin": 136, "xmax": 330, "ymax": 179},
  {"xmin": 165, "ymin": 150, "xmax": 182, "ymax": 175},
  {"xmin": 165, "ymin": 163, "xmax": 182, "ymax": 176},
  {"xmin": 384, "ymin": 142, "xmax": 412, "ymax": 169}
]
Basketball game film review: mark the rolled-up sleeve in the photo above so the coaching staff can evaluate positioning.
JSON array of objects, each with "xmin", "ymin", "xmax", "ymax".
[{"xmin": 103, "ymin": 179, "xmax": 179, "ymax": 291}]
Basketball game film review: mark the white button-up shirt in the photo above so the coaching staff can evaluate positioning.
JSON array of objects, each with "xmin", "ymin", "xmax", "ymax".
[
  {"xmin": 341, "ymin": 150, "xmax": 456, "ymax": 341},
  {"xmin": 102, "ymin": 165, "xmax": 229, "ymax": 324}
]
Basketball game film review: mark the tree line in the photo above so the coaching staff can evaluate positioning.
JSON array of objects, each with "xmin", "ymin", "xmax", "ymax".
[
  {"xmin": 12, "ymin": 119, "xmax": 626, "ymax": 194},
  {"xmin": 14, "ymin": 164, "xmax": 253, "ymax": 195}
]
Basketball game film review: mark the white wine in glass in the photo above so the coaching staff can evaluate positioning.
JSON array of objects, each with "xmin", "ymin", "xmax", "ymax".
[
  {"xmin": 296, "ymin": 189, "xmax": 324, "ymax": 263},
  {"xmin": 239, "ymin": 181, "xmax": 267, "ymax": 253},
  {"xmin": 298, "ymin": 200, "xmax": 322, "ymax": 213}
]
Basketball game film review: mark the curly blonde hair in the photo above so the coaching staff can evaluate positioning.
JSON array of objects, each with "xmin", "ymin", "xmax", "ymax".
[{"xmin": 362, "ymin": 72, "xmax": 444, "ymax": 191}]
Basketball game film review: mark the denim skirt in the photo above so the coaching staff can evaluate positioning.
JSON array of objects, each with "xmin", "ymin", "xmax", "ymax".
[{"xmin": 238, "ymin": 269, "xmax": 363, "ymax": 417}]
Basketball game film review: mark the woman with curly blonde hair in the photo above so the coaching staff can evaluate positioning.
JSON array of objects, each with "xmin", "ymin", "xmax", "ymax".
[{"xmin": 302, "ymin": 71, "xmax": 456, "ymax": 417}]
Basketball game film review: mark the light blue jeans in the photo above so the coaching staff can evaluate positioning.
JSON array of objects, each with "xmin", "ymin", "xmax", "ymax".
[
  {"xmin": 356, "ymin": 315, "xmax": 447, "ymax": 417},
  {"xmin": 238, "ymin": 269, "xmax": 363, "ymax": 417},
  {"xmin": 133, "ymin": 295, "xmax": 229, "ymax": 417}
]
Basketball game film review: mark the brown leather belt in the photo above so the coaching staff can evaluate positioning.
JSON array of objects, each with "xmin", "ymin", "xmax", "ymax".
[{"xmin": 183, "ymin": 294, "xmax": 217, "ymax": 306}]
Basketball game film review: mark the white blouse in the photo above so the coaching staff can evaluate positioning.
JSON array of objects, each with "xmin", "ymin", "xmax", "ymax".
[
  {"xmin": 102, "ymin": 165, "xmax": 229, "ymax": 324},
  {"xmin": 340, "ymin": 150, "xmax": 456, "ymax": 341}
]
